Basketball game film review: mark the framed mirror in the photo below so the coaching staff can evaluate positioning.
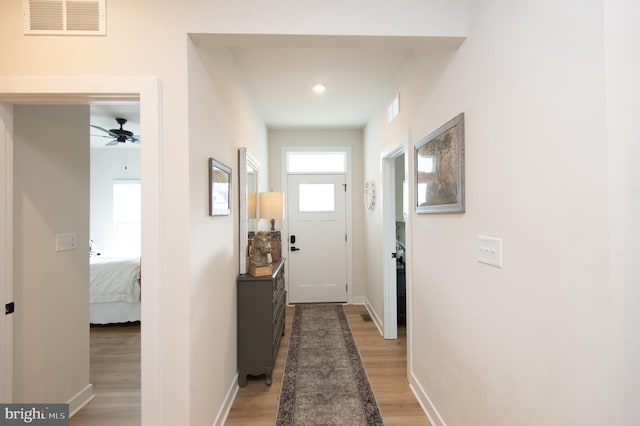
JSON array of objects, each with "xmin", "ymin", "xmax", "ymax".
[
  {"xmin": 209, "ymin": 158, "xmax": 232, "ymax": 216},
  {"xmin": 414, "ymin": 113, "xmax": 465, "ymax": 214},
  {"xmin": 238, "ymin": 148, "xmax": 260, "ymax": 274}
]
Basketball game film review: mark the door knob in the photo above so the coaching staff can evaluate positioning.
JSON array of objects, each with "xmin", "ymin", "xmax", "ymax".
[{"xmin": 290, "ymin": 246, "xmax": 301, "ymax": 252}]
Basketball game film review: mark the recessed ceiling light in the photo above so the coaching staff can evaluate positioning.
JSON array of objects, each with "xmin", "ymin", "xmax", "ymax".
[{"xmin": 312, "ymin": 83, "xmax": 326, "ymax": 93}]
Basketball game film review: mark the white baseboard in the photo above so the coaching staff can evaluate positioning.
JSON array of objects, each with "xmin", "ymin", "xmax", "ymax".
[
  {"xmin": 68, "ymin": 383, "xmax": 94, "ymax": 417},
  {"xmin": 409, "ymin": 373, "xmax": 447, "ymax": 426},
  {"xmin": 363, "ymin": 299, "xmax": 384, "ymax": 337},
  {"xmin": 213, "ymin": 373, "xmax": 239, "ymax": 426},
  {"xmin": 350, "ymin": 296, "xmax": 365, "ymax": 305}
]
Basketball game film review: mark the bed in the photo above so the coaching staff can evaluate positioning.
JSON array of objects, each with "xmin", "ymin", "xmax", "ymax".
[{"xmin": 89, "ymin": 255, "xmax": 141, "ymax": 324}]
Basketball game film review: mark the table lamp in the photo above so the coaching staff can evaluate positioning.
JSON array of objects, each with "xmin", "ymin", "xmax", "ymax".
[
  {"xmin": 259, "ymin": 191, "xmax": 284, "ymax": 231},
  {"xmin": 259, "ymin": 191, "xmax": 285, "ymax": 261}
]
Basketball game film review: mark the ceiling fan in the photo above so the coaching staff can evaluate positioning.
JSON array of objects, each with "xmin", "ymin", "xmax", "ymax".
[{"xmin": 90, "ymin": 117, "xmax": 140, "ymax": 146}]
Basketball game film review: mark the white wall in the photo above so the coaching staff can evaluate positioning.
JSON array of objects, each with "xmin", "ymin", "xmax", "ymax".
[
  {"xmin": 13, "ymin": 105, "xmax": 90, "ymax": 405},
  {"xmin": 604, "ymin": 0, "xmax": 640, "ymax": 424},
  {"xmin": 364, "ymin": 1, "xmax": 616, "ymax": 425},
  {"xmin": 90, "ymin": 147, "xmax": 141, "ymax": 253},
  {"xmin": 268, "ymin": 128, "xmax": 366, "ymax": 300},
  {"xmin": 187, "ymin": 42, "xmax": 268, "ymax": 425},
  {"xmin": 363, "ymin": 50, "xmax": 455, "ymax": 323},
  {"xmin": 181, "ymin": 0, "xmax": 467, "ymax": 38}
]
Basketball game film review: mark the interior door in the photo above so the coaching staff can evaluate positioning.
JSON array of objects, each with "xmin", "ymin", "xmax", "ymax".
[
  {"xmin": 287, "ymin": 174, "xmax": 347, "ymax": 303},
  {"xmin": 0, "ymin": 103, "xmax": 12, "ymax": 402}
]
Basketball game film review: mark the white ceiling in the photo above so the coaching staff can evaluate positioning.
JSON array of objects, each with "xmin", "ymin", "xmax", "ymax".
[
  {"xmin": 229, "ymin": 46, "xmax": 413, "ymax": 128},
  {"xmin": 90, "ymin": 36, "xmax": 463, "ymax": 145}
]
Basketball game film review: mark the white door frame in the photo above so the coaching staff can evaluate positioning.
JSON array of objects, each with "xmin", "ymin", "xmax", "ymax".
[
  {"xmin": 0, "ymin": 76, "xmax": 162, "ymax": 424},
  {"xmin": 381, "ymin": 141, "xmax": 411, "ymax": 345},
  {"xmin": 280, "ymin": 146, "xmax": 353, "ymax": 303}
]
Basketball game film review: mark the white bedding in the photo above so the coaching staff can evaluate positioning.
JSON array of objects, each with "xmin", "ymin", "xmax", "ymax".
[
  {"xmin": 89, "ymin": 255, "xmax": 141, "ymax": 304},
  {"xmin": 90, "ymin": 301, "xmax": 141, "ymax": 324}
]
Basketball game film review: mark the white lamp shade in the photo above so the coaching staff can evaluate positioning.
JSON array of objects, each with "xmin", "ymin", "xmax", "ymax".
[
  {"xmin": 259, "ymin": 192, "xmax": 284, "ymax": 220},
  {"xmin": 247, "ymin": 192, "xmax": 257, "ymax": 219}
]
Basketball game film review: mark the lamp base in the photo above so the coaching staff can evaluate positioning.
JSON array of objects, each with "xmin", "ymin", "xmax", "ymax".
[{"xmin": 270, "ymin": 231, "xmax": 281, "ymax": 262}]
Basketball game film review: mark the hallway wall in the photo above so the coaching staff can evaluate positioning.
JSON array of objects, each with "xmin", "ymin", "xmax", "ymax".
[
  {"xmin": 363, "ymin": 1, "xmax": 620, "ymax": 424},
  {"xmin": 187, "ymin": 41, "xmax": 268, "ymax": 425}
]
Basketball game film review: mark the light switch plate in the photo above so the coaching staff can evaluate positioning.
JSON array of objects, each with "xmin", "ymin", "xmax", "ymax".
[
  {"xmin": 56, "ymin": 232, "xmax": 77, "ymax": 252},
  {"xmin": 478, "ymin": 236, "xmax": 502, "ymax": 268}
]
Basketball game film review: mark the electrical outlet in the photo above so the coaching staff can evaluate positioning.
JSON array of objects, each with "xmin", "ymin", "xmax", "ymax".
[
  {"xmin": 478, "ymin": 236, "xmax": 502, "ymax": 268},
  {"xmin": 56, "ymin": 233, "xmax": 77, "ymax": 252}
]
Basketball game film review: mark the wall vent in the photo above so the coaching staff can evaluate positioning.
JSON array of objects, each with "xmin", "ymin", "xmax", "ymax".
[{"xmin": 23, "ymin": 0, "xmax": 105, "ymax": 35}]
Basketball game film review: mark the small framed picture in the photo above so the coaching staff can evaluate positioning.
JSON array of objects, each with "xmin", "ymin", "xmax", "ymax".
[
  {"xmin": 209, "ymin": 158, "xmax": 232, "ymax": 216},
  {"xmin": 415, "ymin": 113, "xmax": 465, "ymax": 213}
]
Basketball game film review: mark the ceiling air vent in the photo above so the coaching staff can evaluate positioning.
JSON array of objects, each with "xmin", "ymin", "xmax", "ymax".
[{"xmin": 24, "ymin": 0, "xmax": 105, "ymax": 35}]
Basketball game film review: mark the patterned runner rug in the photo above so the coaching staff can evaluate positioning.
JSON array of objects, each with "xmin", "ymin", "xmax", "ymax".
[{"xmin": 276, "ymin": 304, "xmax": 384, "ymax": 425}]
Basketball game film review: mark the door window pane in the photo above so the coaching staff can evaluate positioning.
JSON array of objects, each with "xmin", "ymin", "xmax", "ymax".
[
  {"xmin": 287, "ymin": 152, "xmax": 346, "ymax": 173},
  {"xmin": 299, "ymin": 184, "xmax": 335, "ymax": 212}
]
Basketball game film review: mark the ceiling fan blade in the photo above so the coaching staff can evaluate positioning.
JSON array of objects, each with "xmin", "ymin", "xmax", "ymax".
[
  {"xmin": 90, "ymin": 124, "xmax": 119, "ymax": 138},
  {"xmin": 90, "ymin": 124, "xmax": 110, "ymax": 133},
  {"xmin": 92, "ymin": 120, "xmax": 140, "ymax": 146}
]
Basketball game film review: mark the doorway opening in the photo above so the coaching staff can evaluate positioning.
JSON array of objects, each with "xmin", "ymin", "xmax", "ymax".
[
  {"xmin": 0, "ymin": 76, "xmax": 161, "ymax": 424},
  {"xmin": 87, "ymin": 103, "xmax": 142, "ymax": 421},
  {"xmin": 281, "ymin": 147, "xmax": 353, "ymax": 304},
  {"xmin": 381, "ymin": 143, "xmax": 410, "ymax": 340}
]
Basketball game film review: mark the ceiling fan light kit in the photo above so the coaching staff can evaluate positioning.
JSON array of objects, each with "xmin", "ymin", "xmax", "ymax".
[{"xmin": 90, "ymin": 117, "xmax": 140, "ymax": 146}]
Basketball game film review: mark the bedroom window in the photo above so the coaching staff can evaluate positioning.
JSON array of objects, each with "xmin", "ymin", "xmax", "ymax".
[{"xmin": 113, "ymin": 180, "xmax": 141, "ymax": 256}]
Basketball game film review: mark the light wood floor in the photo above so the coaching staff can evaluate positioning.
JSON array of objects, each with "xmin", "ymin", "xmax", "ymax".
[
  {"xmin": 70, "ymin": 322, "xmax": 141, "ymax": 426},
  {"xmin": 70, "ymin": 305, "xmax": 429, "ymax": 425},
  {"xmin": 226, "ymin": 305, "xmax": 429, "ymax": 425}
]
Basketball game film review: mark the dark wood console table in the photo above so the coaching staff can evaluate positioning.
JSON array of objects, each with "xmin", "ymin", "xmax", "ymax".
[{"xmin": 237, "ymin": 259, "xmax": 286, "ymax": 387}]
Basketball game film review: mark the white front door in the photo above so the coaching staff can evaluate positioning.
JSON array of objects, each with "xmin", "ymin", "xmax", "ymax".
[{"xmin": 287, "ymin": 174, "xmax": 347, "ymax": 303}]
